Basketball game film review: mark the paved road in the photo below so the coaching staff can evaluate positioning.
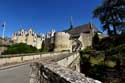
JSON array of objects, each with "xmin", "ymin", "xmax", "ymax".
[
  {"xmin": 0, "ymin": 64, "xmax": 30, "ymax": 83},
  {"xmin": 0, "ymin": 53, "xmax": 71, "ymax": 83}
]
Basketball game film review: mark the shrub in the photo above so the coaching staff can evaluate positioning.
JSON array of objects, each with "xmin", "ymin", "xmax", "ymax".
[
  {"xmin": 2, "ymin": 43, "xmax": 38, "ymax": 54},
  {"xmin": 81, "ymin": 46, "xmax": 95, "ymax": 54}
]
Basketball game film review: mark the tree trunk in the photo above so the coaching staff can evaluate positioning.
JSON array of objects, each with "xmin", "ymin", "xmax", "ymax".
[
  {"xmin": 111, "ymin": 15, "xmax": 117, "ymax": 35},
  {"xmin": 113, "ymin": 24, "xmax": 117, "ymax": 35},
  {"xmin": 107, "ymin": 27, "xmax": 111, "ymax": 35}
]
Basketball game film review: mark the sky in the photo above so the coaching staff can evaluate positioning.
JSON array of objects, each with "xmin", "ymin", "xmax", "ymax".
[{"xmin": 0, "ymin": 0, "xmax": 102, "ymax": 37}]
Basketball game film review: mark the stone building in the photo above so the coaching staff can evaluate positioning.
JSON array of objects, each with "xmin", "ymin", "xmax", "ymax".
[
  {"xmin": 44, "ymin": 29, "xmax": 56, "ymax": 51},
  {"xmin": 12, "ymin": 28, "xmax": 44, "ymax": 49},
  {"xmin": 54, "ymin": 23, "xmax": 100, "ymax": 52},
  {"xmin": 0, "ymin": 38, "xmax": 12, "ymax": 54}
]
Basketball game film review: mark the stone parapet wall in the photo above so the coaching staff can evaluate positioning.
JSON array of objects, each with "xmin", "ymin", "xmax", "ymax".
[
  {"xmin": 57, "ymin": 52, "xmax": 79, "ymax": 67},
  {"xmin": 30, "ymin": 52, "xmax": 101, "ymax": 83},
  {"xmin": 30, "ymin": 62, "xmax": 101, "ymax": 83},
  {"xmin": 0, "ymin": 52, "xmax": 68, "ymax": 66}
]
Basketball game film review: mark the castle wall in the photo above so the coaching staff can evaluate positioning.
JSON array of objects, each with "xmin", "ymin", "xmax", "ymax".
[
  {"xmin": 54, "ymin": 32, "xmax": 71, "ymax": 52},
  {"xmin": 17, "ymin": 35, "xmax": 26, "ymax": 43},
  {"xmin": 27, "ymin": 34, "xmax": 34, "ymax": 46},
  {"xmin": 11, "ymin": 34, "xmax": 17, "ymax": 43},
  {"xmin": 36, "ymin": 37, "xmax": 42, "ymax": 49},
  {"xmin": 78, "ymin": 33, "xmax": 92, "ymax": 49},
  {"xmin": 11, "ymin": 29, "xmax": 43, "ymax": 49}
]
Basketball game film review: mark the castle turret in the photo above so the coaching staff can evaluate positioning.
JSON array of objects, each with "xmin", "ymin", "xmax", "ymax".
[
  {"xmin": 17, "ymin": 29, "xmax": 26, "ymax": 43},
  {"xmin": 26, "ymin": 28, "xmax": 35, "ymax": 46},
  {"xmin": 36, "ymin": 35, "xmax": 42, "ymax": 49},
  {"xmin": 54, "ymin": 32, "xmax": 71, "ymax": 52},
  {"xmin": 12, "ymin": 32, "xmax": 17, "ymax": 42}
]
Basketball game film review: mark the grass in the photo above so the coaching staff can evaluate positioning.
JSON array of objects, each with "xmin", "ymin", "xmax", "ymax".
[
  {"xmin": 88, "ymin": 55, "xmax": 116, "ymax": 68},
  {"xmin": 90, "ymin": 55, "xmax": 104, "ymax": 65},
  {"xmin": 105, "ymin": 60, "xmax": 116, "ymax": 68}
]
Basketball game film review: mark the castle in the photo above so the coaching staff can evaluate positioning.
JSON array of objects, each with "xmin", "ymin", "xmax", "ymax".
[
  {"xmin": 44, "ymin": 23, "xmax": 100, "ymax": 52},
  {"xmin": 11, "ymin": 23, "xmax": 100, "ymax": 52},
  {"xmin": 12, "ymin": 28, "xmax": 45, "ymax": 49},
  {"xmin": 54, "ymin": 23, "xmax": 100, "ymax": 52}
]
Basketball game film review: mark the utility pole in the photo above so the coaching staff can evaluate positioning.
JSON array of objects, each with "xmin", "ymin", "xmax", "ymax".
[
  {"xmin": 69, "ymin": 16, "xmax": 73, "ymax": 29},
  {"xmin": 2, "ymin": 22, "xmax": 6, "ymax": 39}
]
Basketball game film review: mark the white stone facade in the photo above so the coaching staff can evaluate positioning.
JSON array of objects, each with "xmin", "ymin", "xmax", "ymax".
[{"xmin": 12, "ymin": 29, "xmax": 44, "ymax": 49}]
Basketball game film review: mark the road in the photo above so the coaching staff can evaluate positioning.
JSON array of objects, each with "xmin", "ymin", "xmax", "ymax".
[
  {"xmin": 0, "ymin": 53, "xmax": 70, "ymax": 83},
  {"xmin": 0, "ymin": 64, "xmax": 30, "ymax": 83}
]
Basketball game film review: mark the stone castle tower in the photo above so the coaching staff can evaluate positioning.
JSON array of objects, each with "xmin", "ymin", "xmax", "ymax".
[{"xmin": 54, "ymin": 32, "xmax": 72, "ymax": 52}]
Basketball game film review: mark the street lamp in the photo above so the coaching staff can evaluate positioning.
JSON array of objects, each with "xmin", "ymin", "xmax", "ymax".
[{"xmin": 1, "ymin": 22, "xmax": 6, "ymax": 39}]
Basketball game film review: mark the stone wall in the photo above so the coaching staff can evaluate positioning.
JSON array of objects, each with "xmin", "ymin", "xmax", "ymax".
[
  {"xmin": 78, "ymin": 33, "xmax": 92, "ymax": 49},
  {"xmin": 36, "ymin": 37, "xmax": 42, "ymax": 49},
  {"xmin": 54, "ymin": 32, "xmax": 72, "ymax": 52},
  {"xmin": 30, "ymin": 52, "xmax": 101, "ymax": 83},
  {"xmin": 56, "ymin": 52, "xmax": 80, "ymax": 72},
  {"xmin": 0, "ymin": 39, "xmax": 12, "ymax": 54},
  {"xmin": 0, "ymin": 47, "xmax": 7, "ymax": 55},
  {"xmin": 30, "ymin": 62, "xmax": 101, "ymax": 83},
  {"xmin": 57, "ymin": 53, "xmax": 78, "ymax": 67},
  {"xmin": 54, "ymin": 31, "xmax": 93, "ymax": 52},
  {"xmin": 0, "ymin": 52, "xmax": 68, "ymax": 66}
]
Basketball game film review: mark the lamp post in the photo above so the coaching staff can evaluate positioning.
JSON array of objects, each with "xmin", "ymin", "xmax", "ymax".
[{"xmin": 2, "ymin": 22, "xmax": 6, "ymax": 39}]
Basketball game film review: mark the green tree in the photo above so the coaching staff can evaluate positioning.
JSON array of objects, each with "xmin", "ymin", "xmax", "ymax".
[
  {"xmin": 93, "ymin": 0, "xmax": 125, "ymax": 35},
  {"xmin": 92, "ymin": 32, "xmax": 100, "ymax": 49},
  {"xmin": 2, "ymin": 43, "xmax": 38, "ymax": 54}
]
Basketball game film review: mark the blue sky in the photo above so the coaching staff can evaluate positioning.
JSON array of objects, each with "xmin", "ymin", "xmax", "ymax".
[{"xmin": 0, "ymin": 0, "xmax": 102, "ymax": 37}]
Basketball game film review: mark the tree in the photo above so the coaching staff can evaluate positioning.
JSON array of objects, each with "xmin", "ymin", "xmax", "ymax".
[
  {"xmin": 93, "ymin": 0, "xmax": 125, "ymax": 35},
  {"xmin": 92, "ymin": 32, "xmax": 100, "ymax": 49}
]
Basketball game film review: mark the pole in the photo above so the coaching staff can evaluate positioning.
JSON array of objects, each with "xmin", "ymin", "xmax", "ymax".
[
  {"xmin": 2, "ymin": 26, "xmax": 5, "ymax": 39},
  {"xmin": 70, "ymin": 16, "xmax": 73, "ymax": 29},
  {"xmin": 2, "ymin": 22, "xmax": 6, "ymax": 39}
]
